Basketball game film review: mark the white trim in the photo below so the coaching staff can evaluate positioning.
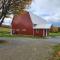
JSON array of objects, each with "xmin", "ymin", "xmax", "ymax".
[
  {"xmin": 10, "ymin": 29, "xmax": 12, "ymax": 35},
  {"xmin": 10, "ymin": 25, "xmax": 12, "ymax": 35},
  {"xmin": 43, "ymin": 29, "xmax": 45, "ymax": 37},
  {"xmin": 33, "ymin": 29, "xmax": 34, "ymax": 37},
  {"xmin": 46, "ymin": 29, "xmax": 48, "ymax": 37}
]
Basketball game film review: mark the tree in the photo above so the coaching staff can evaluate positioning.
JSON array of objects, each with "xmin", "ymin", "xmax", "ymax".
[{"xmin": 0, "ymin": 0, "xmax": 32, "ymax": 26}]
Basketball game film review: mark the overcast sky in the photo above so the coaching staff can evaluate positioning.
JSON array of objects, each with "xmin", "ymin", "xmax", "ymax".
[
  {"xmin": 29, "ymin": 0, "xmax": 60, "ymax": 22},
  {"xmin": 3, "ymin": 0, "xmax": 60, "ymax": 26}
]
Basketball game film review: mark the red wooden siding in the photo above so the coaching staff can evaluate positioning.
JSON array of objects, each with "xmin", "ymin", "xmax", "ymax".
[
  {"xmin": 34, "ymin": 29, "xmax": 47, "ymax": 36},
  {"xmin": 12, "ymin": 12, "xmax": 33, "ymax": 35}
]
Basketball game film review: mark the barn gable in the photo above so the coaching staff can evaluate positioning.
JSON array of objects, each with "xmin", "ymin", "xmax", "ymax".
[
  {"xmin": 29, "ymin": 12, "xmax": 47, "ymax": 25},
  {"xmin": 29, "ymin": 12, "xmax": 52, "ymax": 29},
  {"xmin": 12, "ymin": 12, "xmax": 33, "ymax": 35}
]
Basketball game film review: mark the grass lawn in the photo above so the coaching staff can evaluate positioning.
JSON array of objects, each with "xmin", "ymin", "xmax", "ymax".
[
  {"xmin": 0, "ymin": 27, "xmax": 15, "ymax": 37},
  {"xmin": 50, "ymin": 44, "xmax": 60, "ymax": 60},
  {"xmin": 49, "ymin": 32, "xmax": 60, "ymax": 37}
]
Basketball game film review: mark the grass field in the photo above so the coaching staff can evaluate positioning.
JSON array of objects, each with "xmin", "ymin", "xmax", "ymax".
[
  {"xmin": 49, "ymin": 32, "xmax": 60, "ymax": 37},
  {"xmin": 50, "ymin": 44, "xmax": 60, "ymax": 60},
  {"xmin": 0, "ymin": 27, "xmax": 14, "ymax": 37},
  {"xmin": 0, "ymin": 27, "xmax": 10, "ymax": 32}
]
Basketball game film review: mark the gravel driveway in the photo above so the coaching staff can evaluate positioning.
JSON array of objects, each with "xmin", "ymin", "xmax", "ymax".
[{"xmin": 0, "ymin": 37, "xmax": 59, "ymax": 60}]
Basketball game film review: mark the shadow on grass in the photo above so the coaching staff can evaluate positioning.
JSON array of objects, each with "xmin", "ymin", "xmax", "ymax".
[
  {"xmin": 0, "ymin": 40, "xmax": 11, "ymax": 45},
  {"xmin": 0, "ymin": 40, "xmax": 7, "ymax": 43}
]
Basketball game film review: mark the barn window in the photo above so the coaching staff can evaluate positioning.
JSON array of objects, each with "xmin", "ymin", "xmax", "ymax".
[
  {"xmin": 22, "ymin": 29, "xmax": 26, "ymax": 31},
  {"xmin": 36, "ymin": 29, "xmax": 39, "ymax": 33},
  {"xmin": 33, "ymin": 24, "xmax": 37, "ymax": 27},
  {"xmin": 16, "ymin": 29, "xmax": 20, "ymax": 31}
]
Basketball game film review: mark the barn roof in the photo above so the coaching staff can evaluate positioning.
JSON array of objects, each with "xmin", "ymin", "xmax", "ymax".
[
  {"xmin": 29, "ymin": 12, "xmax": 47, "ymax": 24},
  {"xmin": 29, "ymin": 12, "xmax": 52, "ymax": 29}
]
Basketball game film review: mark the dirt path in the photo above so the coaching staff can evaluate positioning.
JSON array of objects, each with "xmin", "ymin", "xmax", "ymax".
[{"xmin": 0, "ymin": 37, "xmax": 58, "ymax": 60}]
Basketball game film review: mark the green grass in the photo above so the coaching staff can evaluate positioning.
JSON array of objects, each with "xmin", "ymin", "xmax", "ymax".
[
  {"xmin": 53, "ymin": 44, "xmax": 60, "ymax": 53},
  {"xmin": 50, "ymin": 44, "xmax": 60, "ymax": 60},
  {"xmin": 0, "ymin": 27, "xmax": 15, "ymax": 37},
  {"xmin": 49, "ymin": 32, "xmax": 60, "ymax": 37}
]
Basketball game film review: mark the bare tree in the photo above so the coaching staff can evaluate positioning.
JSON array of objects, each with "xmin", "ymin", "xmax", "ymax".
[{"xmin": 0, "ymin": 0, "xmax": 31, "ymax": 26}]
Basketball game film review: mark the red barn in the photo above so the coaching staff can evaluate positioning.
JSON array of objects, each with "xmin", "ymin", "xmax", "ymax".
[{"xmin": 12, "ymin": 11, "xmax": 52, "ymax": 37}]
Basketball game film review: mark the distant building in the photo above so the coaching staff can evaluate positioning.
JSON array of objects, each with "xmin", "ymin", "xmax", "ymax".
[{"xmin": 12, "ymin": 11, "xmax": 52, "ymax": 37}]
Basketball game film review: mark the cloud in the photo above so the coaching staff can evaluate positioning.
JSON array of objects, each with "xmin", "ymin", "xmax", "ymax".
[
  {"xmin": 39, "ymin": 0, "xmax": 60, "ymax": 11},
  {"xmin": 43, "ymin": 16, "xmax": 60, "ymax": 22},
  {"xmin": 29, "ymin": 0, "xmax": 60, "ymax": 19}
]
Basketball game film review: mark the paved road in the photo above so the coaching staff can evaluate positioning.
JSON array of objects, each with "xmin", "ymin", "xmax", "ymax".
[{"xmin": 0, "ymin": 37, "xmax": 59, "ymax": 60}]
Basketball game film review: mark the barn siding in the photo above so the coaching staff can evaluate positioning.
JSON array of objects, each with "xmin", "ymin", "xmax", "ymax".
[
  {"xmin": 34, "ymin": 29, "xmax": 43, "ymax": 36},
  {"xmin": 12, "ymin": 12, "xmax": 33, "ymax": 35},
  {"xmin": 33, "ymin": 29, "xmax": 48, "ymax": 36}
]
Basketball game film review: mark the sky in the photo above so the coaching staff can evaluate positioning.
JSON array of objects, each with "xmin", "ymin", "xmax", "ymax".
[
  {"xmin": 29, "ymin": 0, "xmax": 60, "ymax": 22},
  {"xmin": 2, "ymin": 0, "xmax": 60, "ymax": 26},
  {"xmin": 2, "ymin": 14, "xmax": 13, "ymax": 26}
]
